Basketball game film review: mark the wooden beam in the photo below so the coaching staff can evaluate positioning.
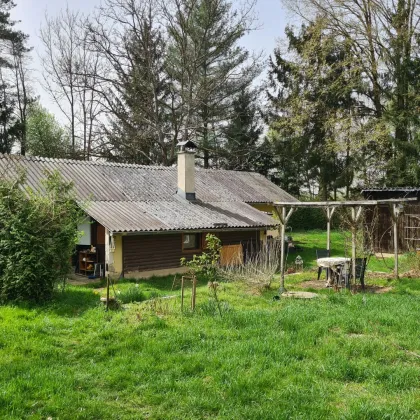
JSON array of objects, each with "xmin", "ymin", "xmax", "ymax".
[
  {"xmin": 273, "ymin": 198, "xmax": 417, "ymax": 207},
  {"xmin": 351, "ymin": 207, "xmax": 357, "ymax": 288},
  {"xmin": 391, "ymin": 203, "xmax": 401, "ymax": 280},
  {"xmin": 325, "ymin": 207, "xmax": 336, "ymax": 252}
]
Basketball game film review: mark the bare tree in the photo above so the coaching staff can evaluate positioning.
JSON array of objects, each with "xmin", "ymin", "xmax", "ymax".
[{"xmin": 39, "ymin": 8, "xmax": 103, "ymax": 159}]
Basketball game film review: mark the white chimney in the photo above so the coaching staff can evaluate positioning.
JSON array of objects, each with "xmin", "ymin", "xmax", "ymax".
[{"xmin": 177, "ymin": 140, "xmax": 197, "ymax": 200}]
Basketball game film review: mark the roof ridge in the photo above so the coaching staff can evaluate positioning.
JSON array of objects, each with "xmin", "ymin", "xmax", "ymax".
[{"xmin": 0, "ymin": 153, "xmax": 172, "ymax": 171}]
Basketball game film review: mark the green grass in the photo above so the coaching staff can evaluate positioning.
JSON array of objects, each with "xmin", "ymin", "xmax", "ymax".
[{"xmin": 1, "ymin": 232, "xmax": 420, "ymax": 419}]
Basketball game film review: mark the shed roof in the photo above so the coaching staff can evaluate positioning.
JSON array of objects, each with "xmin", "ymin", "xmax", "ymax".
[{"xmin": 0, "ymin": 154, "xmax": 296, "ymax": 232}]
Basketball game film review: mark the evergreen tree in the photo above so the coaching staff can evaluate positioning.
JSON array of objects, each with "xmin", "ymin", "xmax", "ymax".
[
  {"xmin": 267, "ymin": 20, "xmax": 362, "ymax": 198},
  {"xmin": 165, "ymin": 0, "xmax": 261, "ymax": 167},
  {"xmin": 220, "ymin": 88, "xmax": 263, "ymax": 171}
]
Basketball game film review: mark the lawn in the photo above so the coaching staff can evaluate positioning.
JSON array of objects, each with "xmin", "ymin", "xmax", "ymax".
[{"xmin": 1, "ymin": 233, "xmax": 420, "ymax": 419}]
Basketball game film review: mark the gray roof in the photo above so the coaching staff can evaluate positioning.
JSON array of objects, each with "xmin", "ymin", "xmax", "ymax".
[{"xmin": 0, "ymin": 154, "xmax": 298, "ymax": 232}]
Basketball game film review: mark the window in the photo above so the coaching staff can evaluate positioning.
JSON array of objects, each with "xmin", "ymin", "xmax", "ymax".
[{"xmin": 183, "ymin": 233, "xmax": 201, "ymax": 251}]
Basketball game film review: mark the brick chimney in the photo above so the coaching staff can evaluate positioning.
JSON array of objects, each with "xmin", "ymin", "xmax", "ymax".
[{"xmin": 177, "ymin": 140, "xmax": 197, "ymax": 200}]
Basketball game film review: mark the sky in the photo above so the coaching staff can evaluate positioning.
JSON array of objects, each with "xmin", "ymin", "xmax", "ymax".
[{"xmin": 11, "ymin": 0, "xmax": 294, "ymax": 115}]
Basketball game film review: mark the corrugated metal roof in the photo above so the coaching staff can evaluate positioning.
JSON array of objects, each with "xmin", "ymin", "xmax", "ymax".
[
  {"xmin": 82, "ymin": 199, "xmax": 278, "ymax": 233},
  {"xmin": 362, "ymin": 187, "xmax": 420, "ymax": 192},
  {"xmin": 0, "ymin": 154, "xmax": 298, "ymax": 203},
  {"xmin": 0, "ymin": 154, "xmax": 296, "ymax": 232}
]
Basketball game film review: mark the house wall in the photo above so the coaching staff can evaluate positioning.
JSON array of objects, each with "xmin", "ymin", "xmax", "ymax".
[{"xmin": 120, "ymin": 230, "xmax": 261, "ymax": 277}]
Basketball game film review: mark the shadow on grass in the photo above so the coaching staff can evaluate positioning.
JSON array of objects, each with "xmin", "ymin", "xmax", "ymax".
[
  {"xmin": 120, "ymin": 274, "xmax": 210, "ymax": 292},
  {"xmin": 11, "ymin": 287, "xmax": 102, "ymax": 318}
]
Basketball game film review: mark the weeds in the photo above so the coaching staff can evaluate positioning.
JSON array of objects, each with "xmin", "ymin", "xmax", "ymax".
[{"xmin": 222, "ymin": 240, "xmax": 281, "ymax": 290}]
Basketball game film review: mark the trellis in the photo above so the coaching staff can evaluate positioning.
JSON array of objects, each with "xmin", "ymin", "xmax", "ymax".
[{"xmin": 273, "ymin": 198, "xmax": 417, "ymax": 294}]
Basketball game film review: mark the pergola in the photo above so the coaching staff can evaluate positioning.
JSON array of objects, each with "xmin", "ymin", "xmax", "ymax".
[{"xmin": 272, "ymin": 198, "xmax": 417, "ymax": 293}]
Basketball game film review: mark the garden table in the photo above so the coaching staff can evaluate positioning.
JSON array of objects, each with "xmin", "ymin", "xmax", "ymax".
[{"xmin": 316, "ymin": 257, "xmax": 351, "ymax": 287}]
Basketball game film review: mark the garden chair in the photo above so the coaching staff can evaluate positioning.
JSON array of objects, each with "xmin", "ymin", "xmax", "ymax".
[
  {"xmin": 339, "ymin": 257, "xmax": 367, "ymax": 289},
  {"xmin": 316, "ymin": 249, "xmax": 330, "ymax": 280}
]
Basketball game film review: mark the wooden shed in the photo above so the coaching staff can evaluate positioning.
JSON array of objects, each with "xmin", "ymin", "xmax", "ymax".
[{"xmin": 362, "ymin": 188, "xmax": 420, "ymax": 252}]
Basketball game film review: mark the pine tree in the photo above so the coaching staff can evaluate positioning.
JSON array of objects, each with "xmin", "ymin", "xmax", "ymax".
[
  {"xmin": 220, "ymin": 88, "xmax": 263, "ymax": 171},
  {"xmin": 267, "ymin": 20, "xmax": 362, "ymax": 198},
  {"xmin": 165, "ymin": 0, "xmax": 261, "ymax": 167}
]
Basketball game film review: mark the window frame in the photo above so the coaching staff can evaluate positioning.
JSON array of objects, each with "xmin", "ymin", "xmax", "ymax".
[{"xmin": 182, "ymin": 232, "xmax": 202, "ymax": 253}]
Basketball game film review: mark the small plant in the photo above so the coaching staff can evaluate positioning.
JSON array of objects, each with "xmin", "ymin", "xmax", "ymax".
[
  {"xmin": 118, "ymin": 285, "xmax": 146, "ymax": 304},
  {"xmin": 180, "ymin": 233, "xmax": 222, "ymax": 280}
]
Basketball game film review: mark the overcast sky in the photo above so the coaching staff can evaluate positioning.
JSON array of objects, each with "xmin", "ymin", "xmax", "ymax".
[{"xmin": 11, "ymin": 0, "xmax": 294, "ymax": 115}]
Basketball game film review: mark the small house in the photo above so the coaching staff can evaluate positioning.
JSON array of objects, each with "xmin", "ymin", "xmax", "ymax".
[{"xmin": 0, "ymin": 143, "xmax": 298, "ymax": 278}]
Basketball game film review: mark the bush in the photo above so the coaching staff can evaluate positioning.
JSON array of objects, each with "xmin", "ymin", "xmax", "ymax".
[{"xmin": 0, "ymin": 171, "xmax": 83, "ymax": 303}]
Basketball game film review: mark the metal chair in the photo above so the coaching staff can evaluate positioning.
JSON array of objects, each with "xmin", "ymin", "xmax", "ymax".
[{"xmin": 316, "ymin": 249, "xmax": 330, "ymax": 280}]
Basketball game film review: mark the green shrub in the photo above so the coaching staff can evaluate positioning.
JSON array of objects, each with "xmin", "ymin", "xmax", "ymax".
[{"xmin": 0, "ymin": 171, "xmax": 83, "ymax": 303}]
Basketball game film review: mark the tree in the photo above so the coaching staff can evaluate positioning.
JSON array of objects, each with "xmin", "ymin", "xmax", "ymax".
[
  {"xmin": 26, "ymin": 102, "xmax": 69, "ymax": 158},
  {"xmin": 88, "ymin": 0, "xmax": 177, "ymax": 165},
  {"xmin": 219, "ymin": 88, "xmax": 263, "ymax": 171},
  {"xmin": 0, "ymin": 0, "xmax": 30, "ymax": 154},
  {"xmin": 282, "ymin": 0, "xmax": 420, "ymax": 186},
  {"xmin": 163, "ymin": 0, "xmax": 262, "ymax": 167},
  {"xmin": 40, "ymin": 7, "xmax": 102, "ymax": 159},
  {"xmin": 267, "ymin": 20, "xmax": 362, "ymax": 199}
]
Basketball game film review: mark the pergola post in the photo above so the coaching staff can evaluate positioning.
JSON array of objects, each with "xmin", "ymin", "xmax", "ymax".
[
  {"xmin": 274, "ymin": 205, "xmax": 295, "ymax": 295},
  {"xmin": 326, "ymin": 207, "xmax": 336, "ymax": 252},
  {"xmin": 390, "ymin": 203, "xmax": 401, "ymax": 280},
  {"xmin": 350, "ymin": 206, "xmax": 363, "ymax": 289}
]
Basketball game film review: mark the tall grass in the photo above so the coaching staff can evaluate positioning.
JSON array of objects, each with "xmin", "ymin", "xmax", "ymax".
[{"xmin": 222, "ymin": 240, "xmax": 281, "ymax": 289}]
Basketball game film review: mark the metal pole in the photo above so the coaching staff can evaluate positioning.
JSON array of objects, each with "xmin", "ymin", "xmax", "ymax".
[
  {"xmin": 393, "ymin": 204, "xmax": 399, "ymax": 279},
  {"xmin": 279, "ymin": 206, "xmax": 286, "ymax": 294}
]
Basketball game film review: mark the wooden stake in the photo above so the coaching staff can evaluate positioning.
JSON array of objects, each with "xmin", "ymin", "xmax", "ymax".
[
  {"xmin": 181, "ymin": 276, "xmax": 185, "ymax": 311},
  {"xmin": 191, "ymin": 276, "xmax": 197, "ymax": 310},
  {"xmin": 106, "ymin": 275, "xmax": 110, "ymax": 311}
]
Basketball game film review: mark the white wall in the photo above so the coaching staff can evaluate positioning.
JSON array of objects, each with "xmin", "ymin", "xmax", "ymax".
[{"xmin": 77, "ymin": 218, "xmax": 91, "ymax": 245}]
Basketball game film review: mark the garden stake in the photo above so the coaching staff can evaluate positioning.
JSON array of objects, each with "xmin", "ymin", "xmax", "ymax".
[{"xmin": 181, "ymin": 276, "xmax": 185, "ymax": 311}]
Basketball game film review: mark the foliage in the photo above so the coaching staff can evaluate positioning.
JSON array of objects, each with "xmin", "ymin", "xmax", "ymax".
[
  {"xmin": 0, "ymin": 170, "xmax": 83, "ymax": 303},
  {"xmin": 267, "ymin": 19, "xmax": 362, "ymax": 199},
  {"xmin": 219, "ymin": 88, "xmax": 266, "ymax": 172},
  {"xmin": 180, "ymin": 233, "xmax": 222, "ymax": 279},
  {"xmin": 26, "ymin": 102, "xmax": 70, "ymax": 158}
]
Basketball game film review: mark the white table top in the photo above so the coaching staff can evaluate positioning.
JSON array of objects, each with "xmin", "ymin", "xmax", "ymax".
[{"xmin": 317, "ymin": 257, "xmax": 351, "ymax": 268}]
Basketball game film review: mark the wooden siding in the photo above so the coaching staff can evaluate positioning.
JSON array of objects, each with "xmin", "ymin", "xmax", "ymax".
[
  {"xmin": 123, "ymin": 230, "xmax": 261, "ymax": 273},
  {"xmin": 365, "ymin": 204, "xmax": 420, "ymax": 252}
]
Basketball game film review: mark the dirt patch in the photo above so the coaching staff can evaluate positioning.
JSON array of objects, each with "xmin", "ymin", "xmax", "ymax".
[
  {"xmin": 298, "ymin": 279, "xmax": 394, "ymax": 294},
  {"xmin": 298, "ymin": 279, "xmax": 328, "ymax": 290}
]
